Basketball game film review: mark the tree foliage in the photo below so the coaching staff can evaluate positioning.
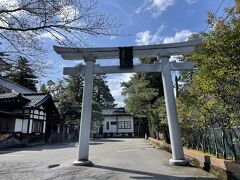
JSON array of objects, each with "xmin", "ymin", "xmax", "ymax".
[
  {"xmin": 40, "ymin": 68, "xmax": 115, "ymax": 132},
  {"xmin": 177, "ymin": 0, "xmax": 240, "ymax": 160},
  {"xmin": 93, "ymin": 74, "xmax": 116, "ymax": 108},
  {"xmin": 122, "ymin": 57, "xmax": 168, "ymax": 140},
  {"xmin": 6, "ymin": 56, "xmax": 37, "ymax": 91}
]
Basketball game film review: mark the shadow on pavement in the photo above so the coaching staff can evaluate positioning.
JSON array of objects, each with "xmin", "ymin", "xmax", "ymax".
[
  {"xmin": 89, "ymin": 142, "xmax": 104, "ymax": 145},
  {"xmin": 0, "ymin": 138, "xmax": 123, "ymax": 155},
  {"xmin": 0, "ymin": 142, "xmax": 77, "ymax": 155},
  {"xmin": 92, "ymin": 165, "xmax": 217, "ymax": 180},
  {"xmin": 92, "ymin": 138, "xmax": 125, "ymax": 143}
]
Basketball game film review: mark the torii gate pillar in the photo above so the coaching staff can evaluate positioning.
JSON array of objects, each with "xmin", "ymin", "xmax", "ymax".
[
  {"xmin": 73, "ymin": 59, "xmax": 95, "ymax": 166},
  {"xmin": 160, "ymin": 56, "xmax": 188, "ymax": 165}
]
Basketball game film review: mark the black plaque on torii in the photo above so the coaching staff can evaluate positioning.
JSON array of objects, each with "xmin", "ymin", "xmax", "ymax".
[{"xmin": 119, "ymin": 47, "xmax": 133, "ymax": 69}]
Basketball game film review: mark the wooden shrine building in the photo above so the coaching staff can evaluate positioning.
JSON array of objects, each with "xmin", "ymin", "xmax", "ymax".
[{"xmin": 0, "ymin": 77, "xmax": 61, "ymax": 148}]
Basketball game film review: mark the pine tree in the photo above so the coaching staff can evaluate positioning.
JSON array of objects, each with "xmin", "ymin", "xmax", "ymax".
[
  {"xmin": 93, "ymin": 74, "xmax": 116, "ymax": 108},
  {"xmin": 53, "ymin": 65, "xmax": 115, "ymax": 132},
  {"xmin": 7, "ymin": 57, "xmax": 38, "ymax": 91},
  {"xmin": 122, "ymin": 57, "xmax": 167, "ymax": 139},
  {"xmin": 59, "ymin": 74, "xmax": 84, "ymax": 125},
  {"xmin": 39, "ymin": 83, "xmax": 47, "ymax": 93}
]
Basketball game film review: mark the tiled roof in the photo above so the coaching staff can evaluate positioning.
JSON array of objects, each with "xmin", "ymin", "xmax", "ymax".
[
  {"xmin": 0, "ymin": 85, "xmax": 11, "ymax": 93},
  {"xmin": 0, "ymin": 92, "xmax": 31, "ymax": 109},
  {"xmin": 0, "ymin": 78, "xmax": 49, "ymax": 108},
  {"xmin": 0, "ymin": 78, "xmax": 59, "ymax": 117},
  {"xmin": 102, "ymin": 108, "xmax": 130, "ymax": 116},
  {"xmin": 0, "ymin": 92, "xmax": 19, "ymax": 99},
  {"xmin": 22, "ymin": 93, "xmax": 50, "ymax": 108},
  {"xmin": 0, "ymin": 77, "xmax": 36, "ymax": 94},
  {"xmin": 0, "ymin": 92, "xmax": 50, "ymax": 109}
]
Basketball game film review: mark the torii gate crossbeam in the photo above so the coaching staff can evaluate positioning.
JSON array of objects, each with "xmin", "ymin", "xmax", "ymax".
[{"xmin": 54, "ymin": 39, "xmax": 201, "ymax": 166}]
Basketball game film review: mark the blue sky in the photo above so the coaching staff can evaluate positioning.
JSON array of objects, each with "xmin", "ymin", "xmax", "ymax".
[{"xmin": 39, "ymin": 0, "xmax": 233, "ymax": 106}]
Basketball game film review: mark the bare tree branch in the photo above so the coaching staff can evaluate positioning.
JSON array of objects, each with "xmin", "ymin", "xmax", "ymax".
[{"xmin": 0, "ymin": 0, "xmax": 120, "ymax": 73}]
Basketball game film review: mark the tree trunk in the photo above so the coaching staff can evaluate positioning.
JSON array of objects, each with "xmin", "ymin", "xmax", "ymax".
[
  {"xmin": 137, "ymin": 118, "xmax": 141, "ymax": 137},
  {"xmin": 229, "ymin": 129, "xmax": 238, "ymax": 161},
  {"xmin": 147, "ymin": 117, "xmax": 155, "ymax": 138},
  {"xmin": 221, "ymin": 131, "xmax": 227, "ymax": 159},
  {"xmin": 163, "ymin": 126, "xmax": 170, "ymax": 144},
  {"xmin": 210, "ymin": 119, "xmax": 219, "ymax": 158},
  {"xmin": 216, "ymin": 120, "xmax": 238, "ymax": 160}
]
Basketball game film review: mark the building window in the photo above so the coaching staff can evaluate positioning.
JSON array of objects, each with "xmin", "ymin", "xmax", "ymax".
[
  {"xmin": 39, "ymin": 111, "xmax": 45, "ymax": 120},
  {"xmin": 118, "ymin": 121, "xmax": 131, "ymax": 129},
  {"xmin": 110, "ymin": 121, "xmax": 117, "ymax": 125},
  {"xmin": 106, "ymin": 122, "xmax": 109, "ymax": 130},
  {"xmin": 32, "ymin": 120, "xmax": 43, "ymax": 133}
]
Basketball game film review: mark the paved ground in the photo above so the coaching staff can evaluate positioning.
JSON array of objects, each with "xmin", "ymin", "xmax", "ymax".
[{"xmin": 0, "ymin": 138, "xmax": 217, "ymax": 180}]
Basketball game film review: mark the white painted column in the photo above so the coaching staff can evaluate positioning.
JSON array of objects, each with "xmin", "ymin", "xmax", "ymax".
[
  {"xmin": 67, "ymin": 125, "xmax": 70, "ymax": 134},
  {"xmin": 160, "ymin": 56, "xmax": 188, "ymax": 166},
  {"xmin": 29, "ymin": 120, "xmax": 33, "ymax": 133},
  {"xmin": 57, "ymin": 124, "xmax": 60, "ymax": 134},
  {"xmin": 74, "ymin": 59, "xmax": 95, "ymax": 166},
  {"xmin": 43, "ymin": 121, "xmax": 46, "ymax": 133}
]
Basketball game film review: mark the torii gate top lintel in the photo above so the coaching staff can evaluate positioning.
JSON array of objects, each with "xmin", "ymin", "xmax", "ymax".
[{"xmin": 53, "ymin": 39, "xmax": 202, "ymax": 60}]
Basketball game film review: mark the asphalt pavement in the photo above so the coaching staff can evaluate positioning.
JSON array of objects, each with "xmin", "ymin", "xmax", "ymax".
[{"xmin": 0, "ymin": 138, "xmax": 217, "ymax": 180}]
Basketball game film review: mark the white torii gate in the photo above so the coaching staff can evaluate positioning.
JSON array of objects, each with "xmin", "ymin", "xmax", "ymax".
[{"xmin": 54, "ymin": 39, "xmax": 201, "ymax": 166}]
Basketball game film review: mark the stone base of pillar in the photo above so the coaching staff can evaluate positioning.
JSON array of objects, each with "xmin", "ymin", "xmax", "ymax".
[
  {"xmin": 73, "ymin": 160, "xmax": 93, "ymax": 166},
  {"xmin": 169, "ymin": 159, "xmax": 189, "ymax": 166}
]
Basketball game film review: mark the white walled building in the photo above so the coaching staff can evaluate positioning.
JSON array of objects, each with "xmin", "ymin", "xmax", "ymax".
[{"xmin": 98, "ymin": 108, "xmax": 134, "ymax": 137}]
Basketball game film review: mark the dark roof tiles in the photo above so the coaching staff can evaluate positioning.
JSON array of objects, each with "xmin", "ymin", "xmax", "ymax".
[
  {"xmin": 0, "ymin": 77, "xmax": 50, "ymax": 108},
  {"xmin": 0, "ymin": 77, "xmax": 36, "ymax": 94},
  {"xmin": 0, "ymin": 92, "xmax": 19, "ymax": 99},
  {"xmin": 102, "ymin": 108, "xmax": 130, "ymax": 116},
  {"xmin": 22, "ymin": 93, "xmax": 49, "ymax": 108}
]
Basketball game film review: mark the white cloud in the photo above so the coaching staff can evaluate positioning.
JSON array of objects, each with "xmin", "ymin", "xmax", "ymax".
[
  {"xmin": 163, "ymin": 30, "xmax": 193, "ymax": 44},
  {"xmin": 0, "ymin": 0, "xmax": 19, "ymax": 9},
  {"xmin": 59, "ymin": 5, "xmax": 78, "ymax": 22},
  {"xmin": 0, "ymin": 0, "xmax": 20, "ymax": 27},
  {"xmin": 46, "ymin": 60, "xmax": 54, "ymax": 66},
  {"xmin": 110, "ymin": 36, "xmax": 116, "ymax": 40},
  {"xmin": 136, "ymin": 0, "xmax": 175, "ymax": 17},
  {"xmin": 135, "ymin": 31, "xmax": 152, "ymax": 45},
  {"xmin": 184, "ymin": 0, "xmax": 197, "ymax": 4},
  {"xmin": 135, "ymin": 28, "xmax": 193, "ymax": 46},
  {"xmin": 107, "ymin": 73, "xmax": 133, "ymax": 107},
  {"xmin": 135, "ymin": 24, "xmax": 165, "ymax": 45},
  {"xmin": 162, "ymin": 30, "xmax": 193, "ymax": 61},
  {"xmin": 169, "ymin": 55, "xmax": 183, "ymax": 62}
]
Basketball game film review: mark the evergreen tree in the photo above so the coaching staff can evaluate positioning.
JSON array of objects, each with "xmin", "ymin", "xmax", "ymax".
[
  {"xmin": 93, "ymin": 74, "xmax": 116, "ymax": 108},
  {"xmin": 7, "ymin": 57, "xmax": 38, "ymax": 91},
  {"xmin": 39, "ymin": 83, "xmax": 47, "ymax": 93},
  {"xmin": 51, "ymin": 65, "xmax": 115, "ymax": 132},
  {"xmin": 122, "ymin": 57, "xmax": 168, "ymax": 140},
  {"xmin": 58, "ymin": 74, "xmax": 84, "ymax": 126}
]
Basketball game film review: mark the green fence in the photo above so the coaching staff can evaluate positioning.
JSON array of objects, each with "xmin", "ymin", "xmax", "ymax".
[{"xmin": 183, "ymin": 127, "xmax": 240, "ymax": 160}]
